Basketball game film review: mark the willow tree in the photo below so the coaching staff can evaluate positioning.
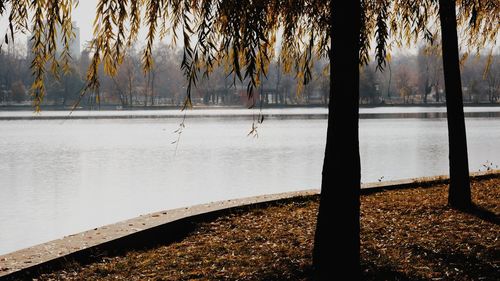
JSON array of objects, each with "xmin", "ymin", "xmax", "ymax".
[
  {"xmin": 0, "ymin": 0, "xmax": 498, "ymax": 278},
  {"xmin": 437, "ymin": 0, "xmax": 498, "ymax": 209},
  {"xmin": 362, "ymin": 0, "xmax": 499, "ymax": 210},
  {"xmin": 312, "ymin": 0, "xmax": 361, "ymax": 279},
  {"xmin": 440, "ymin": 0, "xmax": 472, "ymax": 209}
]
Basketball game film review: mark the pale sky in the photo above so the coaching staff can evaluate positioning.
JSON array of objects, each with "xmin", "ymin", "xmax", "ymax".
[
  {"xmin": 0, "ymin": 1, "xmax": 121, "ymax": 52},
  {"xmin": 0, "ymin": 2, "xmax": 88, "ymax": 52},
  {"xmin": 67, "ymin": 0, "xmax": 420, "ymax": 55}
]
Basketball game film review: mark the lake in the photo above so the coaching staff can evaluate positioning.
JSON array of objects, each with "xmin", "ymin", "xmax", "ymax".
[{"xmin": 1, "ymin": 107, "xmax": 499, "ymax": 255}]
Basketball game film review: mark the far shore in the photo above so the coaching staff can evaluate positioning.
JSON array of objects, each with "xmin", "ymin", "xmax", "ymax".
[
  {"xmin": 0, "ymin": 102, "xmax": 499, "ymax": 112},
  {"xmin": 0, "ymin": 104, "xmax": 499, "ymax": 121}
]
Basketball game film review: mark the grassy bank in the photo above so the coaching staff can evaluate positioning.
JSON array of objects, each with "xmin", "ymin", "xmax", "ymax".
[{"xmin": 35, "ymin": 177, "xmax": 499, "ymax": 280}]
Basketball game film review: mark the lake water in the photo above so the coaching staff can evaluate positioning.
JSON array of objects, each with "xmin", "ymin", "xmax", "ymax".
[{"xmin": 1, "ymin": 107, "xmax": 499, "ymax": 255}]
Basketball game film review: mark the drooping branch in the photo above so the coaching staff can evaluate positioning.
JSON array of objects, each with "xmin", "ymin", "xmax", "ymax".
[{"xmin": 0, "ymin": 0, "xmax": 496, "ymax": 108}]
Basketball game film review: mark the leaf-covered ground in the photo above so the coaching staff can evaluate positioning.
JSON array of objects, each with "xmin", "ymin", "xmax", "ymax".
[{"xmin": 37, "ymin": 177, "xmax": 499, "ymax": 281}]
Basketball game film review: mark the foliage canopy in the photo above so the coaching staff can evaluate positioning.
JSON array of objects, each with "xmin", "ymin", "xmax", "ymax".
[{"xmin": 0, "ymin": 0, "xmax": 497, "ymax": 110}]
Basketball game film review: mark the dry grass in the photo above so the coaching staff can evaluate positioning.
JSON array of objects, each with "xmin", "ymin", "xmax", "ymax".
[{"xmin": 37, "ymin": 177, "xmax": 499, "ymax": 281}]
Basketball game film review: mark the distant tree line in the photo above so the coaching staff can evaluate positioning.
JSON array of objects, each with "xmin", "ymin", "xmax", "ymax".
[
  {"xmin": 0, "ymin": 43, "xmax": 498, "ymax": 107},
  {"xmin": 361, "ymin": 48, "xmax": 500, "ymax": 105}
]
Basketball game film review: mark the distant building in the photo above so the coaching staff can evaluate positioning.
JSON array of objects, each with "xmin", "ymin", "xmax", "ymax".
[{"xmin": 27, "ymin": 21, "xmax": 80, "ymax": 60}]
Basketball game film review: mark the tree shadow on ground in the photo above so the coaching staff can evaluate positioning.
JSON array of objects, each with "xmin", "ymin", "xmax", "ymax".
[
  {"xmin": 361, "ymin": 259, "xmax": 427, "ymax": 281},
  {"xmin": 463, "ymin": 204, "xmax": 499, "ymax": 226},
  {"xmin": 407, "ymin": 243, "xmax": 498, "ymax": 280}
]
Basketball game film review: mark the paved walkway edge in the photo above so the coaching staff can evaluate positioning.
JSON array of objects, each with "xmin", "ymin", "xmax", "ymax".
[{"xmin": 1, "ymin": 170, "xmax": 498, "ymax": 280}]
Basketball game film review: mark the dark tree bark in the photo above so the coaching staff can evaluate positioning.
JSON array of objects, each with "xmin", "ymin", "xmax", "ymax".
[
  {"xmin": 128, "ymin": 71, "xmax": 133, "ymax": 107},
  {"xmin": 313, "ymin": 0, "xmax": 361, "ymax": 279},
  {"xmin": 438, "ymin": 0, "xmax": 472, "ymax": 209},
  {"xmin": 424, "ymin": 75, "xmax": 431, "ymax": 104},
  {"xmin": 435, "ymin": 80, "xmax": 441, "ymax": 103},
  {"xmin": 151, "ymin": 71, "xmax": 156, "ymax": 106}
]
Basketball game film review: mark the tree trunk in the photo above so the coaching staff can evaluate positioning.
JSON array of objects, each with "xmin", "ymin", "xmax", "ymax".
[
  {"xmin": 435, "ymin": 81, "xmax": 441, "ymax": 102},
  {"xmin": 63, "ymin": 78, "xmax": 68, "ymax": 106},
  {"xmin": 387, "ymin": 62, "xmax": 392, "ymax": 102},
  {"xmin": 313, "ymin": 0, "xmax": 361, "ymax": 279},
  {"xmin": 424, "ymin": 75, "xmax": 430, "ymax": 104},
  {"xmin": 284, "ymin": 87, "xmax": 288, "ymax": 105},
  {"xmin": 151, "ymin": 72, "xmax": 155, "ymax": 106},
  {"xmin": 144, "ymin": 73, "xmax": 150, "ymax": 107},
  {"xmin": 128, "ymin": 75, "xmax": 133, "ymax": 107},
  {"xmin": 438, "ymin": 0, "xmax": 472, "ymax": 209},
  {"xmin": 276, "ymin": 61, "xmax": 282, "ymax": 105}
]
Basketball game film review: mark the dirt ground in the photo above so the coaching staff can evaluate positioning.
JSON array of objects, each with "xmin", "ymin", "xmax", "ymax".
[{"xmin": 36, "ymin": 177, "xmax": 499, "ymax": 281}]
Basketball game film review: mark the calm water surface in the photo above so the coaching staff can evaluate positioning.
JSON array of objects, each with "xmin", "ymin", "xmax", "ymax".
[{"xmin": 0, "ymin": 108, "xmax": 499, "ymax": 255}]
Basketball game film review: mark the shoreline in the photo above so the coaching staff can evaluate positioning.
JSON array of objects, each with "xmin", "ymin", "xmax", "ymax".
[
  {"xmin": 1, "ymin": 170, "xmax": 498, "ymax": 280},
  {"xmin": 1, "ymin": 103, "xmax": 499, "ymax": 111},
  {"xmin": 0, "ymin": 109, "xmax": 499, "ymax": 121}
]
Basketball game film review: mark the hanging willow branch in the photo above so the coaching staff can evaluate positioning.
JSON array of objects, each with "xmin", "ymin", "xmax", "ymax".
[{"xmin": 0, "ymin": 0, "xmax": 497, "ymax": 110}]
